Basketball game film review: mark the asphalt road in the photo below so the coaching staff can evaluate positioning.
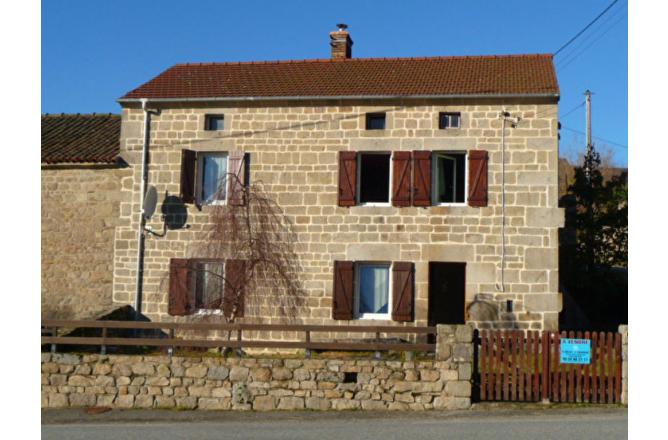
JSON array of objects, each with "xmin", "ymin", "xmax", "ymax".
[{"xmin": 42, "ymin": 407, "xmax": 627, "ymax": 440}]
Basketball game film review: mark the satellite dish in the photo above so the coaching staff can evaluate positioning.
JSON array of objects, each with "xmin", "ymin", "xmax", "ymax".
[{"xmin": 143, "ymin": 185, "xmax": 158, "ymax": 221}]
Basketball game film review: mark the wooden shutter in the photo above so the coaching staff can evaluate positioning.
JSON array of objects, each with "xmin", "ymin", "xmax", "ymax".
[
  {"xmin": 468, "ymin": 150, "xmax": 488, "ymax": 207},
  {"xmin": 338, "ymin": 151, "xmax": 357, "ymax": 207},
  {"xmin": 392, "ymin": 262, "xmax": 414, "ymax": 322},
  {"xmin": 227, "ymin": 151, "xmax": 247, "ymax": 206},
  {"xmin": 180, "ymin": 149, "xmax": 197, "ymax": 204},
  {"xmin": 168, "ymin": 258, "xmax": 193, "ymax": 316},
  {"xmin": 223, "ymin": 259, "xmax": 246, "ymax": 318},
  {"xmin": 332, "ymin": 261, "xmax": 354, "ymax": 320},
  {"xmin": 392, "ymin": 151, "xmax": 412, "ymax": 207},
  {"xmin": 412, "ymin": 151, "xmax": 431, "ymax": 207}
]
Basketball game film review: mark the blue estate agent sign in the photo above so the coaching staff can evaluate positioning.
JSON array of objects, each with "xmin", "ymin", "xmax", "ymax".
[{"xmin": 560, "ymin": 339, "xmax": 591, "ymax": 364}]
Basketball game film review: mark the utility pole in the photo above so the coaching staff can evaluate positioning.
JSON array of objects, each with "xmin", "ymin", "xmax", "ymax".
[{"xmin": 584, "ymin": 90, "xmax": 593, "ymax": 182}]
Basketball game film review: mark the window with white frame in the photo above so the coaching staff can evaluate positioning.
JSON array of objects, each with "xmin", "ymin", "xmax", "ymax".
[
  {"xmin": 193, "ymin": 260, "xmax": 225, "ymax": 310},
  {"xmin": 439, "ymin": 112, "xmax": 461, "ymax": 129},
  {"xmin": 197, "ymin": 152, "xmax": 228, "ymax": 204},
  {"xmin": 357, "ymin": 152, "xmax": 391, "ymax": 204},
  {"xmin": 355, "ymin": 262, "xmax": 391, "ymax": 319},
  {"xmin": 432, "ymin": 152, "xmax": 467, "ymax": 204}
]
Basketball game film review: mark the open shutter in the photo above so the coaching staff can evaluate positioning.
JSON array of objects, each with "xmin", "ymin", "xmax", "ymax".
[
  {"xmin": 392, "ymin": 151, "xmax": 412, "ymax": 207},
  {"xmin": 468, "ymin": 150, "xmax": 488, "ymax": 207},
  {"xmin": 392, "ymin": 262, "xmax": 414, "ymax": 322},
  {"xmin": 223, "ymin": 259, "xmax": 246, "ymax": 318},
  {"xmin": 332, "ymin": 261, "xmax": 354, "ymax": 320},
  {"xmin": 412, "ymin": 151, "xmax": 431, "ymax": 207},
  {"xmin": 338, "ymin": 151, "xmax": 357, "ymax": 207},
  {"xmin": 227, "ymin": 151, "xmax": 247, "ymax": 206},
  {"xmin": 180, "ymin": 149, "xmax": 197, "ymax": 204},
  {"xmin": 168, "ymin": 258, "xmax": 193, "ymax": 316}
]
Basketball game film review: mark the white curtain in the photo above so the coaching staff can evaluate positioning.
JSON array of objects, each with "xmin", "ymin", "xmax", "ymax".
[
  {"xmin": 201, "ymin": 155, "xmax": 227, "ymax": 202},
  {"xmin": 359, "ymin": 265, "xmax": 389, "ymax": 314}
]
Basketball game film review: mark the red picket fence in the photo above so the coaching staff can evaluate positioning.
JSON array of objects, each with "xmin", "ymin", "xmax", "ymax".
[{"xmin": 476, "ymin": 330, "xmax": 623, "ymax": 404}]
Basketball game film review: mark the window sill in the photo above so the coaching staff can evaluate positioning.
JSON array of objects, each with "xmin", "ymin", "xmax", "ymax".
[
  {"xmin": 356, "ymin": 314, "xmax": 392, "ymax": 321},
  {"xmin": 357, "ymin": 202, "xmax": 391, "ymax": 207},
  {"xmin": 433, "ymin": 202, "xmax": 467, "ymax": 207},
  {"xmin": 198, "ymin": 200, "xmax": 228, "ymax": 207},
  {"xmin": 194, "ymin": 309, "xmax": 223, "ymax": 316}
]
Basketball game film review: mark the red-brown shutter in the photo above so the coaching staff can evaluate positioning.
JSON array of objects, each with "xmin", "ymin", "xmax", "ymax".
[
  {"xmin": 180, "ymin": 149, "xmax": 197, "ymax": 204},
  {"xmin": 338, "ymin": 151, "xmax": 357, "ymax": 207},
  {"xmin": 223, "ymin": 259, "xmax": 246, "ymax": 318},
  {"xmin": 227, "ymin": 151, "xmax": 247, "ymax": 206},
  {"xmin": 168, "ymin": 258, "xmax": 193, "ymax": 316},
  {"xmin": 392, "ymin": 262, "xmax": 414, "ymax": 322},
  {"xmin": 392, "ymin": 151, "xmax": 412, "ymax": 207},
  {"xmin": 332, "ymin": 261, "xmax": 354, "ymax": 320},
  {"xmin": 412, "ymin": 151, "xmax": 431, "ymax": 207},
  {"xmin": 468, "ymin": 150, "xmax": 488, "ymax": 207}
]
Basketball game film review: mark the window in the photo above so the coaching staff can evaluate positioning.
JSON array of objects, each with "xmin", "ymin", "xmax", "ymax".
[
  {"xmin": 197, "ymin": 153, "xmax": 228, "ymax": 204},
  {"xmin": 194, "ymin": 261, "xmax": 225, "ymax": 309},
  {"xmin": 365, "ymin": 113, "xmax": 386, "ymax": 130},
  {"xmin": 439, "ymin": 112, "xmax": 461, "ymax": 129},
  {"xmin": 205, "ymin": 114, "xmax": 225, "ymax": 131},
  {"xmin": 432, "ymin": 152, "xmax": 466, "ymax": 204},
  {"xmin": 358, "ymin": 152, "xmax": 391, "ymax": 204},
  {"xmin": 355, "ymin": 263, "xmax": 391, "ymax": 319}
]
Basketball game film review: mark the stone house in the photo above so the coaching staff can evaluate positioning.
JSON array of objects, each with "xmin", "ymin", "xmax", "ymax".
[
  {"xmin": 41, "ymin": 114, "xmax": 127, "ymax": 320},
  {"xmin": 112, "ymin": 27, "xmax": 564, "ymax": 331}
]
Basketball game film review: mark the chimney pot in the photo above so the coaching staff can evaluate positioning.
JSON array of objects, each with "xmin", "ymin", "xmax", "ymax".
[{"xmin": 330, "ymin": 24, "xmax": 353, "ymax": 60}]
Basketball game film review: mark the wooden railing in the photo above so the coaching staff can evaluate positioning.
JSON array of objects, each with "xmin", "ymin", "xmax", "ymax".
[{"xmin": 41, "ymin": 320, "xmax": 437, "ymax": 354}]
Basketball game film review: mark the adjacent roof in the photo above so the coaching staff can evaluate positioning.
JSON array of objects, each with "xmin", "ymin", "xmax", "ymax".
[
  {"xmin": 119, "ymin": 54, "xmax": 559, "ymax": 102},
  {"xmin": 41, "ymin": 114, "xmax": 121, "ymax": 164}
]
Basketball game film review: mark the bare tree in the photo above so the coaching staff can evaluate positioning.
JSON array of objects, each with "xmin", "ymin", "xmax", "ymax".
[{"xmin": 182, "ymin": 172, "xmax": 306, "ymax": 325}]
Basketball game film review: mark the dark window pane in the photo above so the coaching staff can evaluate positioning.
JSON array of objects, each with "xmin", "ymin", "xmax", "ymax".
[
  {"xmin": 451, "ymin": 113, "xmax": 460, "ymax": 128},
  {"xmin": 439, "ymin": 113, "xmax": 461, "ymax": 129},
  {"xmin": 366, "ymin": 113, "xmax": 386, "ymax": 130},
  {"xmin": 435, "ymin": 153, "xmax": 466, "ymax": 203},
  {"xmin": 206, "ymin": 115, "xmax": 225, "ymax": 131},
  {"xmin": 359, "ymin": 154, "xmax": 390, "ymax": 203}
]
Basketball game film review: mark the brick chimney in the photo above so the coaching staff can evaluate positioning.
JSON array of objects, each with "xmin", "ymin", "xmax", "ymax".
[{"xmin": 330, "ymin": 24, "xmax": 353, "ymax": 60}]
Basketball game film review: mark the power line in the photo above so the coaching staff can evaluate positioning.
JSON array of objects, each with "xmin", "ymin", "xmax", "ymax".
[
  {"xmin": 561, "ymin": 126, "xmax": 627, "ymax": 149},
  {"xmin": 554, "ymin": 0, "xmax": 620, "ymax": 56}
]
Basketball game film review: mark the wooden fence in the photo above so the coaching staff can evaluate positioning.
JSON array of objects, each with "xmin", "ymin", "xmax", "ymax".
[
  {"xmin": 476, "ymin": 330, "xmax": 623, "ymax": 404},
  {"xmin": 41, "ymin": 320, "xmax": 436, "ymax": 354}
]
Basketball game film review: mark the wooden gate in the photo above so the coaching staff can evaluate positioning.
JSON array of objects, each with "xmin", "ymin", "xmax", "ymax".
[{"xmin": 475, "ymin": 330, "xmax": 623, "ymax": 403}]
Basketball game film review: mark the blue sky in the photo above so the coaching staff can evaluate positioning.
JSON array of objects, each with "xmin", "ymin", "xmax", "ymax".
[{"xmin": 42, "ymin": 0, "xmax": 628, "ymax": 166}]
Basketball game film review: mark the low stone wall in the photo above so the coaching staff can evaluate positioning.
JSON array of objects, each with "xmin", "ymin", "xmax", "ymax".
[
  {"xmin": 41, "ymin": 325, "xmax": 473, "ymax": 411},
  {"xmin": 619, "ymin": 324, "xmax": 628, "ymax": 405}
]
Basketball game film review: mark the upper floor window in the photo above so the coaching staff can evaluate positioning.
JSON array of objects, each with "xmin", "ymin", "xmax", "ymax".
[
  {"xmin": 205, "ymin": 114, "xmax": 225, "ymax": 131},
  {"xmin": 358, "ymin": 152, "xmax": 391, "ymax": 205},
  {"xmin": 432, "ymin": 152, "xmax": 466, "ymax": 205},
  {"xmin": 439, "ymin": 112, "xmax": 461, "ymax": 129},
  {"xmin": 366, "ymin": 113, "xmax": 386, "ymax": 130},
  {"xmin": 198, "ymin": 152, "xmax": 228, "ymax": 204}
]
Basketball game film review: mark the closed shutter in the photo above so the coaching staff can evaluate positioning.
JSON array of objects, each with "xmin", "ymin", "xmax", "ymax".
[
  {"xmin": 332, "ymin": 261, "xmax": 354, "ymax": 320},
  {"xmin": 392, "ymin": 262, "xmax": 414, "ymax": 322},
  {"xmin": 223, "ymin": 259, "xmax": 246, "ymax": 318},
  {"xmin": 168, "ymin": 258, "xmax": 193, "ymax": 316},
  {"xmin": 338, "ymin": 151, "xmax": 357, "ymax": 207},
  {"xmin": 412, "ymin": 151, "xmax": 431, "ymax": 207},
  {"xmin": 392, "ymin": 151, "xmax": 412, "ymax": 207},
  {"xmin": 180, "ymin": 149, "xmax": 197, "ymax": 204},
  {"xmin": 468, "ymin": 150, "xmax": 488, "ymax": 207},
  {"xmin": 227, "ymin": 151, "xmax": 247, "ymax": 206}
]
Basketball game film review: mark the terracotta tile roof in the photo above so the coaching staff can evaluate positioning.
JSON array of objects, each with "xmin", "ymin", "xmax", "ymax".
[
  {"xmin": 119, "ymin": 54, "xmax": 559, "ymax": 101},
  {"xmin": 41, "ymin": 114, "xmax": 121, "ymax": 164}
]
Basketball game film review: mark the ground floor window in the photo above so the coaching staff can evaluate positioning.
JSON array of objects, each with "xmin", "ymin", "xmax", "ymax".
[
  {"xmin": 355, "ymin": 262, "xmax": 391, "ymax": 319},
  {"xmin": 194, "ymin": 261, "xmax": 225, "ymax": 309}
]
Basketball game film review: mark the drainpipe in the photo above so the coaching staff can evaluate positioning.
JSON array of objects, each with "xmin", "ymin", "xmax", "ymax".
[
  {"xmin": 135, "ymin": 98, "xmax": 151, "ymax": 316},
  {"xmin": 496, "ymin": 113, "xmax": 507, "ymax": 293}
]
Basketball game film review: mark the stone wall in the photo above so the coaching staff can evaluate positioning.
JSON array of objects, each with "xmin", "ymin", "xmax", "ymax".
[
  {"xmin": 41, "ymin": 165, "xmax": 127, "ymax": 320},
  {"xmin": 619, "ymin": 324, "xmax": 628, "ymax": 405},
  {"xmin": 113, "ymin": 98, "xmax": 563, "ymax": 330},
  {"xmin": 41, "ymin": 325, "xmax": 473, "ymax": 411}
]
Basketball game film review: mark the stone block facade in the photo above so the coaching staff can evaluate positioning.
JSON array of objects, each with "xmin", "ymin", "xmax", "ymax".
[
  {"xmin": 619, "ymin": 324, "xmax": 628, "ymax": 405},
  {"xmin": 41, "ymin": 324, "xmax": 473, "ymax": 410},
  {"xmin": 42, "ymin": 166, "xmax": 128, "ymax": 319},
  {"xmin": 113, "ymin": 98, "xmax": 563, "ymax": 330}
]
